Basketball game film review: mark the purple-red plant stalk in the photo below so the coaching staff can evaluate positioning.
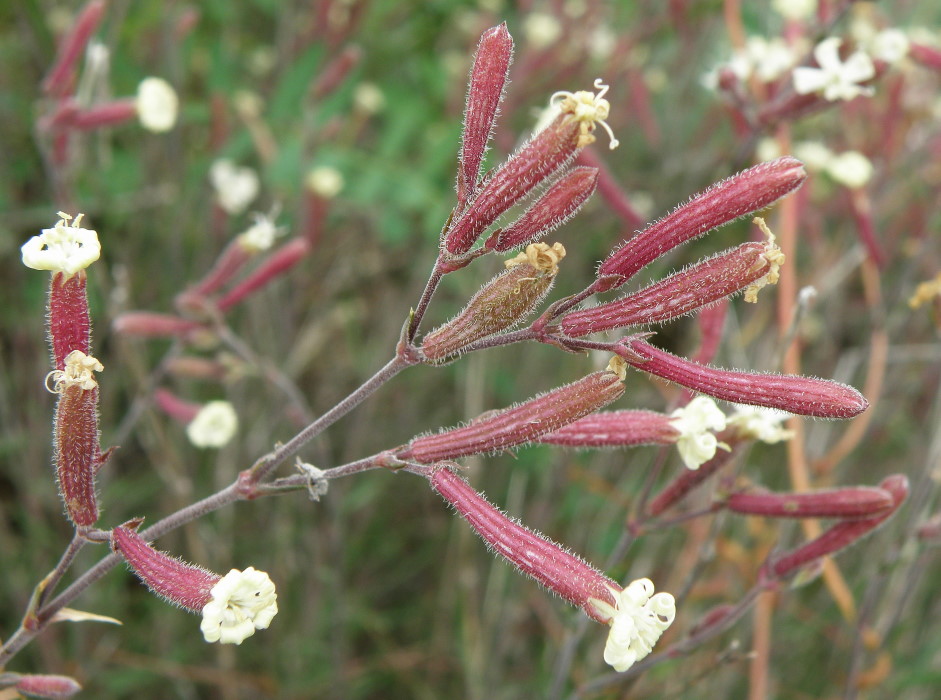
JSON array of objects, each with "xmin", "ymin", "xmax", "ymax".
[
  {"xmin": 153, "ymin": 388, "xmax": 201, "ymax": 424},
  {"xmin": 68, "ymin": 100, "xmax": 137, "ymax": 130},
  {"xmin": 617, "ymin": 338, "xmax": 868, "ymax": 418},
  {"xmin": 430, "ymin": 466, "xmax": 618, "ymax": 623}
]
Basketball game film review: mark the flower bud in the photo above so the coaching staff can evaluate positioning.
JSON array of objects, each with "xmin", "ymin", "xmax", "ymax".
[
  {"xmin": 618, "ymin": 338, "xmax": 868, "ymax": 419},
  {"xmin": 771, "ymin": 475, "xmax": 908, "ymax": 579},
  {"xmin": 216, "ymin": 237, "xmax": 311, "ymax": 312},
  {"xmin": 445, "ymin": 80, "xmax": 617, "ymax": 254},
  {"xmin": 595, "ymin": 157, "xmax": 806, "ymax": 290},
  {"xmin": 562, "ymin": 237, "xmax": 782, "ymax": 336},
  {"xmin": 42, "ymin": 0, "xmax": 106, "ymax": 98},
  {"xmin": 403, "ymin": 364, "xmax": 625, "ymax": 462},
  {"xmin": 458, "ymin": 23, "xmax": 514, "ymax": 204},
  {"xmin": 13, "ymin": 674, "xmax": 82, "ymax": 699},
  {"xmin": 486, "ymin": 167, "xmax": 598, "ymax": 251},
  {"xmin": 422, "ymin": 243, "xmax": 564, "ymax": 361},
  {"xmin": 726, "ymin": 486, "xmax": 895, "ymax": 520},
  {"xmin": 112, "ymin": 311, "xmax": 205, "ymax": 339}
]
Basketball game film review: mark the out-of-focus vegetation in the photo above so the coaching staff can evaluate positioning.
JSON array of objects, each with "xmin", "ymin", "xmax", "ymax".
[{"xmin": 2, "ymin": 1, "xmax": 941, "ymax": 698}]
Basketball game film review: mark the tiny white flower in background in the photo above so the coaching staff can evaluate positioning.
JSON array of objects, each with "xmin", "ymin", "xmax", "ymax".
[
  {"xmin": 869, "ymin": 29, "xmax": 910, "ymax": 65},
  {"xmin": 793, "ymin": 37, "xmax": 875, "ymax": 102},
  {"xmin": 522, "ymin": 12, "xmax": 562, "ymax": 50},
  {"xmin": 210, "ymin": 159, "xmax": 260, "ymax": 215},
  {"xmin": 590, "ymin": 578, "xmax": 676, "ymax": 673},
  {"xmin": 22, "ymin": 212, "xmax": 101, "ymax": 277},
  {"xmin": 237, "ymin": 211, "xmax": 284, "ymax": 253},
  {"xmin": 756, "ymin": 137, "xmax": 782, "ymax": 163},
  {"xmin": 353, "ymin": 82, "xmax": 385, "ymax": 114},
  {"xmin": 186, "ymin": 401, "xmax": 238, "ymax": 448},
  {"xmin": 306, "ymin": 166, "xmax": 345, "ymax": 198},
  {"xmin": 136, "ymin": 77, "xmax": 179, "ymax": 133},
  {"xmin": 200, "ymin": 567, "xmax": 278, "ymax": 644},
  {"xmin": 825, "ymin": 150, "xmax": 874, "ymax": 189},
  {"xmin": 772, "ymin": 0, "xmax": 817, "ymax": 21},
  {"xmin": 747, "ymin": 36, "xmax": 798, "ymax": 83},
  {"xmin": 587, "ymin": 26, "xmax": 617, "ymax": 60},
  {"xmin": 727, "ymin": 405, "xmax": 795, "ymax": 444},
  {"xmin": 669, "ymin": 396, "xmax": 728, "ymax": 470},
  {"xmin": 792, "ymin": 141, "xmax": 835, "ymax": 172}
]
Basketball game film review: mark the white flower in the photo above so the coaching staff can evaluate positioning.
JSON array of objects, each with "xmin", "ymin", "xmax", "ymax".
[
  {"xmin": 306, "ymin": 166, "xmax": 345, "ymax": 198},
  {"xmin": 21, "ymin": 212, "xmax": 101, "ymax": 277},
  {"xmin": 747, "ymin": 37, "xmax": 798, "ymax": 83},
  {"xmin": 353, "ymin": 82, "xmax": 385, "ymax": 114},
  {"xmin": 522, "ymin": 13, "xmax": 562, "ymax": 50},
  {"xmin": 727, "ymin": 405, "xmax": 794, "ymax": 443},
  {"xmin": 772, "ymin": 0, "xmax": 816, "ymax": 21},
  {"xmin": 591, "ymin": 578, "xmax": 676, "ymax": 673},
  {"xmin": 756, "ymin": 137, "xmax": 782, "ymax": 163},
  {"xmin": 793, "ymin": 38, "xmax": 875, "ymax": 102},
  {"xmin": 210, "ymin": 159, "xmax": 260, "ymax": 215},
  {"xmin": 136, "ymin": 77, "xmax": 178, "ymax": 133},
  {"xmin": 792, "ymin": 141, "xmax": 834, "ymax": 172},
  {"xmin": 186, "ymin": 401, "xmax": 238, "ymax": 448},
  {"xmin": 200, "ymin": 567, "xmax": 278, "ymax": 644},
  {"xmin": 45, "ymin": 350, "xmax": 104, "ymax": 393},
  {"xmin": 669, "ymin": 396, "xmax": 727, "ymax": 470},
  {"xmin": 237, "ymin": 211, "xmax": 284, "ymax": 253},
  {"xmin": 825, "ymin": 150, "xmax": 874, "ymax": 189},
  {"xmin": 869, "ymin": 29, "xmax": 910, "ymax": 65}
]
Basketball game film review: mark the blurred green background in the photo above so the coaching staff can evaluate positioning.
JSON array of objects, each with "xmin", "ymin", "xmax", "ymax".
[{"xmin": 2, "ymin": 1, "xmax": 941, "ymax": 698}]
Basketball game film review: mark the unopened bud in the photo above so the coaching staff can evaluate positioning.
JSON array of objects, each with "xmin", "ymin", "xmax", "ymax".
[
  {"xmin": 445, "ymin": 80, "xmax": 616, "ymax": 254},
  {"xmin": 771, "ymin": 475, "xmax": 908, "ymax": 579},
  {"xmin": 562, "ymin": 237, "xmax": 781, "ymax": 336},
  {"xmin": 618, "ymin": 338, "xmax": 868, "ymax": 419},
  {"xmin": 113, "ymin": 311, "xmax": 205, "ymax": 339},
  {"xmin": 422, "ymin": 243, "xmax": 564, "ymax": 360},
  {"xmin": 403, "ymin": 367, "xmax": 624, "ymax": 462},
  {"xmin": 486, "ymin": 167, "xmax": 598, "ymax": 251},
  {"xmin": 42, "ymin": 0, "xmax": 106, "ymax": 98},
  {"xmin": 458, "ymin": 23, "xmax": 514, "ymax": 204},
  {"xmin": 596, "ymin": 157, "xmax": 806, "ymax": 290},
  {"xmin": 216, "ymin": 237, "xmax": 311, "ymax": 312},
  {"xmin": 13, "ymin": 674, "xmax": 83, "ymax": 698},
  {"xmin": 726, "ymin": 486, "xmax": 895, "ymax": 520}
]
